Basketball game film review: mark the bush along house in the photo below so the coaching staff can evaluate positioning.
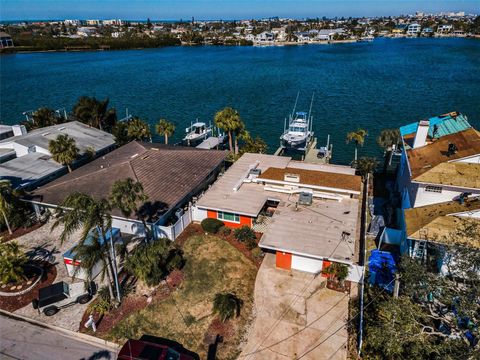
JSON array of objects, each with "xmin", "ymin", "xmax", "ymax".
[
  {"xmin": 393, "ymin": 112, "xmax": 480, "ymax": 274},
  {"xmin": 194, "ymin": 153, "xmax": 364, "ymax": 282}
]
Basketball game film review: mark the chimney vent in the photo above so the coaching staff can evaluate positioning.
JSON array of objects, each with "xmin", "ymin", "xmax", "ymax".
[{"xmin": 413, "ymin": 120, "xmax": 430, "ymax": 149}]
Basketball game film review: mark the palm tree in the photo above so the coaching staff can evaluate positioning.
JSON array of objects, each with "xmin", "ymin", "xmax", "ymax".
[
  {"xmin": 126, "ymin": 117, "xmax": 151, "ymax": 142},
  {"xmin": 52, "ymin": 192, "xmax": 120, "ymax": 302},
  {"xmin": 48, "ymin": 134, "xmax": 79, "ymax": 172},
  {"xmin": 214, "ymin": 107, "xmax": 243, "ymax": 153},
  {"xmin": 73, "ymin": 96, "xmax": 117, "ymax": 132},
  {"xmin": 155, "ymin": 119, "xmax": 176, "ymax": 144},
  {"xmin": 0, "ymin": 241, "xmax": 27, "ymax": 284},
  {"xmin": 377, "ymin": 129, "xmax": 400, "ymax": 152},
  {"xmin": 109, "ymin": 178, "xmax": 150, "ymax": 240},
  {"xmin": 213, "ymin": 292, "xmax": 243, "ymax": 322},
  {"xmin": 356, "ymin": 157, "xmax": 378, "ymax": 182},
  {"xmin": 346, "ymin": 129, "xmax": 368, "ymax": 163},
  {"xmin": 0, "ymin": 180, "xmax": 18, "ymax": 235},
  {"xmin": 233, "ymin": 121, "xmax": 245, "ymax": 155},
  {"xmin": 24, "ymin": 107, "xmax": 61, "ymax": 131}
]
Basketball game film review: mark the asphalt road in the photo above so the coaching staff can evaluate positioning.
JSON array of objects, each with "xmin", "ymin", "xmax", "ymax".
[{"xmin": 0, "ymin": 315, "xmax": 117, "ymax": 360}]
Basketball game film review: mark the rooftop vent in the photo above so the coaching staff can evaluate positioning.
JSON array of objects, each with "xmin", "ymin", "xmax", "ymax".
[
  {"xmin": 41, "ymin": 132, "xmax": 51, "ymax": 136},
  {"xmin": 58, "ymin": 127, "xmax": 66, "ymax": 131},
  {"xmin": 284, "ymin": 173, "xmax": 300, "ymax": 183},
  {"xmin": 298, "ymin": 192, "xmax": 313, "ymax": 206},
  {"xmin": 249, "ymin": 168, "xmax": 261, "ymax": 176}
]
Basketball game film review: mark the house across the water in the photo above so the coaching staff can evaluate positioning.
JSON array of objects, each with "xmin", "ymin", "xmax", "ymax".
[{"xmin": 194, "ymin": 153, "xmax": 364, "ymax": 281}]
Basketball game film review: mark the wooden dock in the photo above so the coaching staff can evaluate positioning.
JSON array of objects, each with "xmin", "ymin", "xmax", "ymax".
[
  {"xmin": 274, "ymin": 137, "xmax": 332, "ymax": 164},
  {"xmin": 196, "ymin": 136, "xmax": 225, "ymax": 149}
]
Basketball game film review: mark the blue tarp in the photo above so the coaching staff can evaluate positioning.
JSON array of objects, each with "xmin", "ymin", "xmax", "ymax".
[{"xmin": 368, "ymin": 250, "xmax": 397, "ymax": 292}]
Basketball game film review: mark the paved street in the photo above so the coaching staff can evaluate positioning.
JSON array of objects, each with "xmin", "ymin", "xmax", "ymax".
[{"xmin": 0, "ymin": 315, "xmax": 117, "ymax": 360}]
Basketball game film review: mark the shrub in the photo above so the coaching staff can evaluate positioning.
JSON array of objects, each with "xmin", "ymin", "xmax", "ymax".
[
  {"xmin": 251, "ymin": 247, "xmax": 263, "ymax": 258},
  {"xmin": 213, "ymin": 292, "xmax": 243, "ymax": 322},
  {"xmin": 88, "ymin": 296, "xmax": 112, "ymax": 316},
  {"xmin": 201, "ymin": 218, "xmax": 224, "ymax": 234},
  {"xmin": 125, "ymin": 238, "xmax": 185, "ymax": 286},
  {"xmin": 234, "ymin": 226, "xmax": 256, "ymax": 243},
  {"xmin": 322, "ymin": 262, "xmax": 349, "ymax": 282},
  {"xmin": 245, "ymin": 238, "xmax": 257, "ymax": 250},
  {"xmin": 184, "ymin": 314, "xmax": 196, "ymax": 326},
  {"xmin": 0, "ymin": 242, "xmax": 27, "ymax": 284},
  {"xmin": 219, "ymin": 226, "xmax": 232, "ymax": 236}
]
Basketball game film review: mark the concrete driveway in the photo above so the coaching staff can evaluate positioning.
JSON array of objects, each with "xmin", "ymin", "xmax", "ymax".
[
  {"xmin": 13, "ymin": 221, "xmax": 95, "ymax": 331},
  {"xmin": 240, "ymin": 253, "xmax": 351, "ymax": 360}
]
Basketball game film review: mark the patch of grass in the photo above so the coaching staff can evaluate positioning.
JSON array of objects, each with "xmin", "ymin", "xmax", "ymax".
[{"xmin": 107, "ymin": 234, "xmax": 258, "ymax": 359}]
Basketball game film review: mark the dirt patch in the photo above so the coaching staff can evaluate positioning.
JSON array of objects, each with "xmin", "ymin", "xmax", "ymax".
[
  {"xmin": 0, "ymin": 261, "xmax": 57, "ymax": 312},
  {"xmin": 1, "ymin": 222, "xmax": 45, "ymax": 243},
  {"xmin": 204, "ymin": 318, "xmax": 235, "ymax": 345},
  {"xmin": 174, "ymin": 223, "xmax": 204, "ymax": 247},
  {"xmin": 105, "ymin": 234, "xmax": 258, "ymax": 359},
  {"xmin": 221, "ymin": 232, "xmax": 263, "ymax": 269}
]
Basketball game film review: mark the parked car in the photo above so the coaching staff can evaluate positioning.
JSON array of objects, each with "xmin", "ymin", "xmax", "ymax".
[
  {"xmin": 117, "ymin": 336, "xmax": 200, "ymax": 360},
  {"xmin": 32, "ymin": 281, "xmax": 93, "ymax": 316}
]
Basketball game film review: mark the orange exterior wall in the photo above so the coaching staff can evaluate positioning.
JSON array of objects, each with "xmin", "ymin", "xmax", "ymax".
[
  {"xmin": 206, "ymin": 210, "xmax": 253, "ymax": 229},
  {"xmin": 276, "ymin": 251, "xmax": 292, "ymax": 270},
  {"xmin": 322, "ymin": 260, "xmax": 332, "ymax": 278}
]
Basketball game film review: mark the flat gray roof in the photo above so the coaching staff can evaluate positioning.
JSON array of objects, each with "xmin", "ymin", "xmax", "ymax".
[
  {"xmin": 0, "ymin": 152, "xmax": 63, "ymax": 188},
  {"xmin": 259, "ymin": 197, "xmax": 359, "ymax": 263},
  {"xmin": 0, "ymin": 121, "xmax": 115, "ymax": 154},
  {"xmin": 196, "ymin": 152, "xmax": 359, "ymax": 217}
]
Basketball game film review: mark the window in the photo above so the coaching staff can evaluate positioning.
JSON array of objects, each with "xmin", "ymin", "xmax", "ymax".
[
  {"xmin": 425, "ymin": 185, "xmax": 442, "ymax": 193},
  {"xmin": 218, "ymin": 211, "xmax": 240, "ymax": 223}
]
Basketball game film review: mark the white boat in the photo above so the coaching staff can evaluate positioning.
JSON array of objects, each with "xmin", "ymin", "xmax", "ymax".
[
  {"xmin": 183, "ymin": 121, "xmax": 212, "ymax": 145},
  {"xmin": 358, "ymin": 35, "xmax": 374, "ymax": 42},
  {"xmin": 280, "ymin": 94, "xmax": 314, "ymax": 150}
]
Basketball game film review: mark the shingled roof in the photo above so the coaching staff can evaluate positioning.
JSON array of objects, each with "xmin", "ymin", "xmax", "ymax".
[
  {"xmin": 258, "ymin": 167, "xmax": 362, "ymax": 192},
  {"xmin": 406, "ymin": 128, "xmax": 480, "ymax": 185},
  {"xmin": 31, "ymin": 141, "xmax": 226, "ymax": 220}
]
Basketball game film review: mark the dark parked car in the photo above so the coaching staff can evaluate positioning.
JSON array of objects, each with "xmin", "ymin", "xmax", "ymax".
[
  {"xmin": 32, "ymin": 281, "xmax": 93, "ymax": 316},
  {"xmin": 117, "ymin": 336, "xmax": 200, "ymax": 360}
]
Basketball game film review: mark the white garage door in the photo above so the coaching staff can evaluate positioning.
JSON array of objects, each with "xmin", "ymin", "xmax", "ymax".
[{"xmin": 291, "ymin": 255, "xmax": 323, "ymax": 274}]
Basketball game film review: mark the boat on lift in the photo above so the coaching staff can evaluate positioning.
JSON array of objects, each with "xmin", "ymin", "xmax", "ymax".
[
  {"xmin": 183, "ymin": 121, "xmax": 212, "ymax": 145},
  {"xmin": 280, "ymin": 93, "xmax": 315, "ymax": 150}
]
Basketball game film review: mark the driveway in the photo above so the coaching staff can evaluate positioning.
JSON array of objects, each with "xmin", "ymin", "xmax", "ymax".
[
  {"xmin": 0, "ymin": 314, "xmax": 116, "ymax": 360},
  {"xmin": 240, "ymin": 253, "xmax": 351, "ymax": 360},
  {"xmin": 13, "ymin": 221, "xmax": 96, "ymax": 331}
]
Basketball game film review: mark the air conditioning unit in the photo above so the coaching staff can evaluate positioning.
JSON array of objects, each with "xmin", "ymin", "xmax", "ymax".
[
  {"xmin": 249, "ymin": 168, "xmax": 261, "ymax": 176},
  {"xmin": 298, "ymin": 192, "xmax": 313, "ymax": 206}
]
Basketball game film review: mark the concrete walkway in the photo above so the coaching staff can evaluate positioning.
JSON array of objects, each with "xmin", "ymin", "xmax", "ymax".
[
  {"xmin": 240, "ymin": 253, "xmax": 350, "ymax": 360},
  {"xmin": 0, "ymin": 314, "xmax": 116, "ymax": 360}
]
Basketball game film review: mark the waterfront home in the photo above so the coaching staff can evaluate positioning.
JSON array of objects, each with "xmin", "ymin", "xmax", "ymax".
[
  {"xmin": 391, "ymin": 112, "xmax": 480, "ymax": 272},
  {"xmin": 406, "ymin": 23, "xmax": 421, "ymax": 36},
  {"xmin": 437, "ymin": 24, "xmax": 453, "ymax": 34},
  {"xmin": 421, "ymin": 27, "xmax": 434, "ymax": 36},
  {"xmin": 0, "ymin": 32, "xmax": 14, "ymax": 48},
  {"xmin": 29, "ymin": 141, "xmax": 226, "ymax": 240},
  {"xmin": 255, "ymin": 31, "xmax": 275, "ymax": 43},
  {"xmin": 0, "ymin": 121, "xmax": 115, "ymax": 189},
  {"xmin": 194, "ymin": 153, "xmax": 364, "ymax": 281}
]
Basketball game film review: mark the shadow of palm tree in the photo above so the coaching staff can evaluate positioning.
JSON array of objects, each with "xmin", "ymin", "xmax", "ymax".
[{"xmin": 80, "ymin": 350, "xmax": 112, "ymax": 360}]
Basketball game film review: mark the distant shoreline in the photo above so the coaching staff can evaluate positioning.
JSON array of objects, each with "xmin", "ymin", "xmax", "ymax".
[{"xmin": 2, "ymin": 36, "xmax": 478, "ymax": 55}]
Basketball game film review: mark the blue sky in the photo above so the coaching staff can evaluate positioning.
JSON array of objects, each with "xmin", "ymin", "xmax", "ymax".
[{"xmin": 0, "ymin": 0, "xmax": 478, "ymax": 20}]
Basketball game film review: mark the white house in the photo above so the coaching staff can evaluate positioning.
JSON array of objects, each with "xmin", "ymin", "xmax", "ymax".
[
  {"xmin": 437, "ymin": 24, "xmax": 453, "ymax": 34},
  {"xmin": 255, "ymin": 31, "xmax": 274, "ymax": 43},
  {"xmin": 406, "ymin": 23, "xmax": 421, "ymax": 36}
]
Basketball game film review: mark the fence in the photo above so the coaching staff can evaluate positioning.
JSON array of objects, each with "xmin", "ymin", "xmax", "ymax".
[{"xmin": 154, "ymin": 207, "xmax": 192, "ymax": 241}]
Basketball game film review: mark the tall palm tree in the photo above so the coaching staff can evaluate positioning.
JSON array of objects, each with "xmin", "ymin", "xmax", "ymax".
[
  {"xmin": 346, "ymin": 129, "xmax": 368, "ymax": 163},
  {"xmin": 214, "ymin": 107, "xmax": 243, "ymax": 153},
  {"xmin": 233, "ymin": 121, "xmax": 246, "ymax": 155},
  {"xmin": 377, "ymin": 128, "xmax": 400, "ymax": 152},
  {"xmin": 24, "ymin": 107, "xmax": 61, "ymax": 131},
  {"xmin": 356, "ymin": 157, "xmax": 378, "ymax": 182},
  {"xmin": 109, "ymin": 178, "xmax": 150, "ymax": 240},
  {"xmin": 52, "ymin": 192, "xmax": 120, "ymax": 302},
  {"xmin": 48, "ymin": 134, "xmax": 79, "ymax": 172},
  {"xmin": 213, "ymin": 292, "xmax": 243, "ymax": 322},
  {"xmin": 155, "ymin": 119, "xmax": 176, "ymax": 144},
  {"xmin": 72, "ymin": 96, "xmax": 117, "ymax": 132},
  {"xmin": 0, "ymin": 180, "xmax": 18, "ymax": 235},
  {"xmin": 126, "ymin": 117, "xmax": 151, "ymax": 142}
]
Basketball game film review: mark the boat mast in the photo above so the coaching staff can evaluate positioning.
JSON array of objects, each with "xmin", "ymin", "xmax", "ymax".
[
  {"xmin": 291, "ymin": 91, "xmax": 300, "ymax": 119},
  {"xmin": 307, "ymin": 92, "xmax": 315, "ymax": 132}
]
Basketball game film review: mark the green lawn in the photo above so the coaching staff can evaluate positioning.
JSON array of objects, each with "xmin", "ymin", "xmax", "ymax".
[{"xmin": 107, "ymin": 234, "xmax": 258, "ymax": 359}]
